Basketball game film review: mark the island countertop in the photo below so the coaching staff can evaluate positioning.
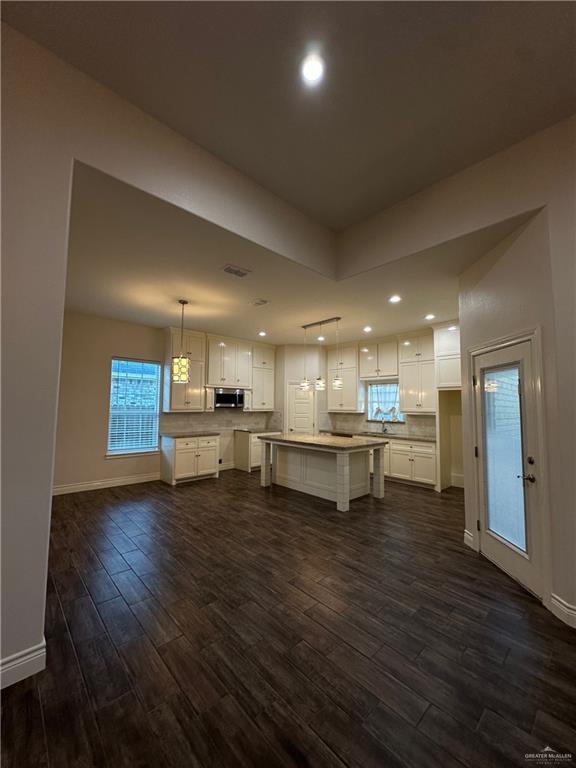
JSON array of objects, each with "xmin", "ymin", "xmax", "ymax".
[{"xmin": 258, "ymin": 433, "xmax": 389, "ymax": 451}]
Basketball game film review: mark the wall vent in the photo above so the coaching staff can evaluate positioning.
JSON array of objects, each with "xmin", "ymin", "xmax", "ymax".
[{"xmin": 222, "ymin": 264, "xmax": 251, "ymax": 278}]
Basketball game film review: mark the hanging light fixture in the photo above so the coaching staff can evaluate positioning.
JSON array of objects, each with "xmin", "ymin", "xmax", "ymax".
[
  {"xmin": 332, "ymin": 318, "xmax": 343, "ymax": 390},
  {"xmin": 314, "ymin": 323, "xmax": 326, "ymax": 391},
  {"xmin": 171, "ymin": 299, "xmax": 190, "ymax": 384},
  {"xmin": 300, "ymin": 326, "xmax": 311, "ymax": 391}
]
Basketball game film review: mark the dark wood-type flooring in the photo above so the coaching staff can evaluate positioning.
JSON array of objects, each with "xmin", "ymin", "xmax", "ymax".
[{"xmin": 3, "ymin": 471, "xmax": 576, "ymax": 767}]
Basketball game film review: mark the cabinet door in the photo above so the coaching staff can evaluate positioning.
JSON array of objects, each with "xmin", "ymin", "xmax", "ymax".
[
  {"xmin": 327, "ymin": 367, "xmax": 358, "ymax": 411},
  {"xmin": 418, "ymin": 334, "xmax": 435, "ymax": 361},
  {"xmin": 390, "ymin": 450, "xmax": 412, "ymax": 480},
  {"xmin": 435, "ymin": 326, "xmax": 460, "ymax": 357},
  {"xmin": 436, "ymin": 357, "xmax": 461, "ymax": 388},
  {"xmin": 399, "ymin": 337, "xmax": 419, "ymax": 362},
  {"xmin": 252, "ymin": 368, "xmax": 274, "ymax": 410},
  {"xmin": 399, "ymin": 362, "xmax": 420, "ymax": 412},
  {"xmin": 184, "ymin": 331, "xmax": 205, "ymax": 361},
  {"xmin": 377, "ymin": 341, "xmax": 398, "ymax": 377},
  {"xmin": 196, "ymin": 446, "xmax": 218, "ymax": 476},
  {"xmin": 262, "ymin": 368, "xmax": 275, "ymax": 410},
  {"xmin": 418, "ymin": 360, "xmax": 436, "ymax": 412},
  {"xmin": 253, "ymin": 343, "xmax": 274, "ymax": 369},
  {"xmin": 207, "ymin": 339, "xmax": 224, "ymax": 385},
  {"xmin": 221, "ymin": 341, "xmax": 237, "ymax": 385},
  {"xmin": 184, "ymin": 361, "xmax": 205, "ymax": 410},
  {"xmin": 326, "ymin": 369, "xmax": 341, "ymax": 411},
  {"xmin": 359, "ymin": 344, "xmax": 378, "ymax": 379},
  {"xmin": 250, "ymin": 438, "xmax": 262, "ymax": 468},
  {"xmin": 412, "ymin": 453, "xmax": 436, "ymax": 484},
  {"xmin": 174, "ymin": 450, "xmax": 197, "ymax": 479},
  {"xmin": 384, "ymin": 445, "xmax": 390, "ymax": 476},
  {"xmin": 235, "ymin": 342, "xmax": 252, "ymax": 387},
  {"xmin": 328, "ymin": 344, "xmax": 357, "ymax": 369}
]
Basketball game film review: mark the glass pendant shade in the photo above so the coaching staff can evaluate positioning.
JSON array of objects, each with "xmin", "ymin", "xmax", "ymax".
[
  {"xmin": 315, "ymin": 377, "xmax": 326, "ymax": 391},
  {"xmin": 172, "ymin": 355, "xmax": 190, "ymax": 383},
  {"xmin": 300, "ymin": 377, "xmax": 311, "ymax": 391},
  {"xmin": 332, "ymin": 375, "xmax": 343, "ymax": 390}
]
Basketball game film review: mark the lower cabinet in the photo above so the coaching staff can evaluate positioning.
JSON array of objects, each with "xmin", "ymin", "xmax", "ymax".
[
  {"xmin": 388, "ymin": 440, "xmax": 436, "ymax": 485},
  {"xmin": 161, "ymin": 435, "xmax": 220, "ymax": 485},
  {"xmin": 234, "ymin": 431, "xmax": 281, "ymax": 472}
]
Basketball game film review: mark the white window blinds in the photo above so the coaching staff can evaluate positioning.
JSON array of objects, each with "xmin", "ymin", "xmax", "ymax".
[{"xmin": 107, "ymin": 359, "xmax": 161, "ymax": 455}]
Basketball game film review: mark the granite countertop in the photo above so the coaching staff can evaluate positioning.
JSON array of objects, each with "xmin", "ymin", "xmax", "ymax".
[
  {"xmin": 258, "ymin": 433, "xmax": 389, "ymax": 451},
  {"xmin": 159, "ymin": 430, "xmax": 220, "ymax": 438},
  {"xmin": 234, "ymin": 429, "xmax": 282, "ymax": 434},
  {"xmin": 320, "ymin": 430, "xmax": 436, "ymax": 443}
]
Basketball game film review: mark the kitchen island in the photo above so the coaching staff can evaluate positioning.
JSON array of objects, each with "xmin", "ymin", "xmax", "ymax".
[{"xmin": 258, "ymin": 433, "xmax": 388, "ymax": 511}]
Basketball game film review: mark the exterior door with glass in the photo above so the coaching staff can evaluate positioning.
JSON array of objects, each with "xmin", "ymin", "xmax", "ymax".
[{"xmin": 474, "ymin": 340, "xmax": 542, "ymax": 596}]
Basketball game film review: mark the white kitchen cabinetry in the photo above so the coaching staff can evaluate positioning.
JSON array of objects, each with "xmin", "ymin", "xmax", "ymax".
[
  {"xmin": 388, "ymin": 440, "xmax": 436, "ymax": 485},
  {"xmin": 327, "ymin": 344, "xmax": 358, "ymax": 370},
  {"xmin": 250, "ymin": 367, "xmax": 275, "ymax": 411},
  {"xmin": 398, "ymin": 333, "xmax": 434, "ymax": 363},
  {"xmin": 161, "ymin": 436, "xmax": 220, "ymax": 485},
  {"xmin": 234, "ymin": 431, "xmax": 282, "ymax": 472},
  {"xmin": 399, "ymin": 359, "xmax": 436, "ymax": 414},
  {"xmin": 163, "ymin": 328, "xmax": 208, "ymax": 412},
  {"xmin": 252, "ymin": 343, "xmax": 275, "ymax": 369},
  {"xmin": 207, "ymin": 336, "xmax": 252, "ymax": 388},
  {"xmin": 327, "ymin": 367, "xmax": 365, "ymax": 412},
  {"xmin": 434, "ymin": 324, "xmax": 461, "ymax": 389},
  {"xmin": 359, "ymin": 340, "xmax": 398, "ymax": 380}
]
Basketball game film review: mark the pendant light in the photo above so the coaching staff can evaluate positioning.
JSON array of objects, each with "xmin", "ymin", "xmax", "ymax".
[
  {"xmin": 300, "ymin": 326, "xmax": 311, "ymax": 391},
  {"xmin": 332, "ymin": 319, "xmax": 343, "ymax": 390},
  {"xmin": 171, "ymin": 299, "xmax": 190, "ymax": 384},
  {"xmin": 314, "ymin": 323, "xmax": 326, "ymax": 391}
]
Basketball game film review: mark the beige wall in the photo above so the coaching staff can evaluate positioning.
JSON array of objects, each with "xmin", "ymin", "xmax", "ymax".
[
  {"xmin": 459, "ymin": 212, "xmax": 574, "ymax": 619},
  {"xmin": 54, "ymin": 312, "xmax": 164, "ymax": 489}
]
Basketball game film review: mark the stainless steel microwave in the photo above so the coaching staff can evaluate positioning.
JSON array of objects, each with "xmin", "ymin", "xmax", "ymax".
[{"xmin": 214, "ymin": 388, "xmax": 245, "ymax": 408}]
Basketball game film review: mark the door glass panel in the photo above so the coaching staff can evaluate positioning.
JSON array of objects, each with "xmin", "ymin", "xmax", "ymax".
[{"xmin": 482, "ymin": 366, "xmax": 526, "ymax": 551}]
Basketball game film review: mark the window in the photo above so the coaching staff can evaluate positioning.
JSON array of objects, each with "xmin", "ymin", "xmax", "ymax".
[
  {"xmin": 107, "ymin": 359, "xmax": 161, "ymax": 455},
  {"xmin": 367, "ymin": 382, "xmax": 404, "ymax": 422}
]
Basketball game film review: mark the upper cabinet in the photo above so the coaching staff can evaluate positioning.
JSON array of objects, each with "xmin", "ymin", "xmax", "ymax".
[
  {"xmin": 398, "ymin": 333, "xmax": 434, "ymax": 363},
  {"xmin": 252, "ymin": 343, "xmax": 275, "ymax": 370},
  {"xmin": 207, "ymin": 336, "xmax": 252, "ymax": 388},
  {"xmin": 434, "ymin": 324, "xmax": 461, "ymax": 389},
  {"xmin": 359, "ymin": 339, "xmax": 398, "ymax": 380},
  {"xmin": 251, "ymin": 367, "xmax": 275, "ymax": 411},
  {"xmin": 163, "ymin": 328, "xmax": 207, "ymax": 412},
  {"xmin": 327, "ymin": 344, "xmax": 358, "ymax": 370}
]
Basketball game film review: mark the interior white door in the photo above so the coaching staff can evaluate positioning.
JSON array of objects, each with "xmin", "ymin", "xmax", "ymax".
[
  {"xmin": 474, "ymin": 340, "xmax": 542, "ymax": 596},
  {"xmin": 287, "ymin": 384, "xmax": 314, "ymax": 434}
]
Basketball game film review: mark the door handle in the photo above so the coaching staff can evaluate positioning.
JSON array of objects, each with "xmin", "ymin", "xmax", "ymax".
[{"xmin": 517, "ymin": 474, "xmax": 536, "ymax": 483}]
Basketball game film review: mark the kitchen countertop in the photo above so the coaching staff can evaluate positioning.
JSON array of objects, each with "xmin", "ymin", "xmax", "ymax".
[
  {"xmin": 234, "ymin": 429, "xmax": 282, "ymax": 434},
  {"xmin": 159, "ymin": 430, "xmax": 220, "ymax": 438},
  {"xmin": 258, "ymin": 433, "xmax": 389, "ymax": 451},
  {"xmin": 320, "ymin": 430, "xmax": 436, "ymax": 443}
]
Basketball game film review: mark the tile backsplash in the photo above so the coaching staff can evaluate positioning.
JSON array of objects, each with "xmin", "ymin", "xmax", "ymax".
[
  {"xmin": 160, "ymin": 410, "xmax": 282, "ymax": 433},
  {"xmin": 327, "ymin": 412, "xmax": 436, "ymax": 439}
]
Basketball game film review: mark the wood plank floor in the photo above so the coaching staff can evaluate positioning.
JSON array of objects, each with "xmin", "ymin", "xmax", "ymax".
[{"xmin": 3, "ymin": 470, "xmax": 576, "ymax": 767}]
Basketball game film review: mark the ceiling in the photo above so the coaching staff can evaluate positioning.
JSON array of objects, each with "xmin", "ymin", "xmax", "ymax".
[
  {"xmin": 3, "ymin": 2, "xmax": 575, "ymax": 230},
  {"xmin": 66, "ymin": 163, "xmax": 531, "ymax": 344}
]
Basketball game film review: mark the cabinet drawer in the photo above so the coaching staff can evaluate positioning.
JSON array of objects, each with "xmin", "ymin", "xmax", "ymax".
[
  {"xmin": 175, "ymin": 438, "xmax": 198, "ymax": 450},
  {"xmin": 389, "ymin": 440, "xmax": 435, "ymax": 454},
  {"xmin": 198, "ymin": 437, "xmax": 218, "ymax": 448},
  {"xmin": 389, "ymin": 440, "xmax": 412, "ymax": 453},
  {"xmin": 411, "ymin": 442, "xmax": 436, "ymax": 454}
]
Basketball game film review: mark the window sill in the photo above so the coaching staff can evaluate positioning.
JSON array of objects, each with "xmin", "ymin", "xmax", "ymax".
[
  {"xmin": 105, "ymin": 450, "xmax": 160, "ymax": 460},
  {"xmin": 366, "ymin": 420, "xmax": 406, "ymax": 424}
]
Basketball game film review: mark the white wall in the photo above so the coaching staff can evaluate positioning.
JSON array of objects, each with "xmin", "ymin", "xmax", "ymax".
[
  {"xmin": 1, "ymin": 23, "xmax": 332, "ymax": 686},
  {"xmin": 459, "ymin": 212, "xmax": 575, "ymax": 619}
]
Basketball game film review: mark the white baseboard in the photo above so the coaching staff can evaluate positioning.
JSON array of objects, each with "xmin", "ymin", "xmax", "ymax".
[
  {"xmin": 548, "ymin": 593, "xmax": 576, "ymax": 628},
  {"xmin": 1, "ymin": 639, "xmax": 46, "ymax": 689},
  {"xmin": 219, "ymin": 462, "xmax": 235, "ymax": 471},
  {"xmin": 53, "ymin": 472, "xmax": 160, "ymax": 495},
  {"xmin": 451, "ymin": 472, "xmax": 464, "ymax": 488},
  {"xmin": 463, "ymin": 529, "xmax": 477, "ymax": 550}
]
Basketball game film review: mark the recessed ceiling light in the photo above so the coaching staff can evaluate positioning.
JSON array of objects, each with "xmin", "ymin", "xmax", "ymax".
[
  {"xmin": 258, "ymin": 330, "xmax": 267, "ymax": 337},
  {"xmin": 403, "ymin": 341, "xmax": 411, "ymax": 346},
  {"xmin": 317, "ymin": 335, "xmax": 325, "ymax": 342},
  {"xmin": 425, "ymin": 314, "xmax": 435, "ymax": 321},
  {"xmin": 388, "ymin": 295, "xmax": 402, "ymax": 304},
  {"xmin": 301, "ymin": 53, "xmax": 325, "ymax": 86},
  {"xmin": 360, "ymin": 347, "xmax": 369, "ymax": 353},
  {"xmin": 448, "ymin": 325, "xmax": 458, "ymax": 331},
  {"xmin": 363, "ymin": 326, "xmax": 372, "ymax": 333}
]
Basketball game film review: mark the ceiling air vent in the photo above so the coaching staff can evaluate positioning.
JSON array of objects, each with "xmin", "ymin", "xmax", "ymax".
[
  {"xmin": 250, "ymin": 298, "xmax": 269, "ymax": 307},
  {"xmin": 222, "ymin": 263, "xmax": 251, "ymax": 278}
]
